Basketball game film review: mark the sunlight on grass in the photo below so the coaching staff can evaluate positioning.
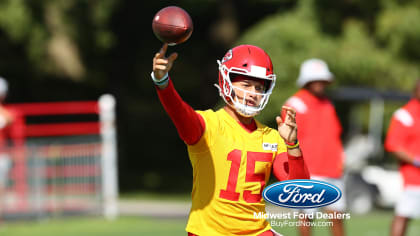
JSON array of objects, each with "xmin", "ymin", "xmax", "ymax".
[
  {"xmin": 1, "ymin": 210, "xmax": 420, "ymax": 236},
  {"xmin": 0, "ymin": 217, "xmax": 187, "ymax": 236}
]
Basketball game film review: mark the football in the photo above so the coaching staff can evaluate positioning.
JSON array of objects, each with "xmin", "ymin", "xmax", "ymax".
[{"xmin": 152, "ymin": 6, "xmax": 193, "ymax": 46}]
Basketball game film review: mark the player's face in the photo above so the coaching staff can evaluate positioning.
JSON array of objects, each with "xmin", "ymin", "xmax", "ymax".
[
  {"xmin": 306, "ymin": 81, "xmax": 329, "ymax": 97},
  {"xmin": 231, "ymin": 76, "xmax": 264, "ymax": 107}
]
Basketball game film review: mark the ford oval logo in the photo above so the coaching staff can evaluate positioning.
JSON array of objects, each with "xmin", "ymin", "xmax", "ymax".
[{"xmin": 262, "ymin": 179, "xmax": 342, "ymax": 209}]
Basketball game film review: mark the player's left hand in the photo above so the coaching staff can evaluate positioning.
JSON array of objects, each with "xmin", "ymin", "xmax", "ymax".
[{"xmin": 276, "ymin": 106, "xmax": 297, "ymax": 143}]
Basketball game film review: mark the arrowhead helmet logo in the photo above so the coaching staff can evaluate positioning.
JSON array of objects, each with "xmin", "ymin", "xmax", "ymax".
[{"xmin": 221, "ymin": 49, "xmax": 233, "ymax": 63}]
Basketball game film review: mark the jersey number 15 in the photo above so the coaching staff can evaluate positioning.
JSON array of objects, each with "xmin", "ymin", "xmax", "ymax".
[{"xmin": 219, "ymin": 149, "xmax": 272, "ymax": 203}]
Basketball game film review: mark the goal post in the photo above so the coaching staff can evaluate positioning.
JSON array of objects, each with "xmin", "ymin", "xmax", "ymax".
[{"xmin": 99, "ymin": 94, "xmax": 118, "ymax": 220}]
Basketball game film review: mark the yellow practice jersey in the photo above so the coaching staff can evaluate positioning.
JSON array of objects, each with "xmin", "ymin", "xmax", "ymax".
[{"xmin": 186, "ymin": 108, "xmax": 287, "ymax": 236}]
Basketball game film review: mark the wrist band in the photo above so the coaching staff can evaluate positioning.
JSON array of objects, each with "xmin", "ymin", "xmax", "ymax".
[
  {"xmin": 285, "ymin": 140, "xmax": 299, "ymax": 149},
  {"xmin": 151, "ymin": 72, "xmax": 169, "ymax": 86}
]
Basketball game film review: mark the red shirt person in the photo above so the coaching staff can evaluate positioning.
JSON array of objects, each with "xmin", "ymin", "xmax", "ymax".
[
  {"xmin": 385, "ymin": 80, "xmax": 420, "ymax": 236},
  {"xmin": 285, "ymin": 59, "xmax": 346, "ymax": 236},
  {"xmin": 286, "ymin": 89, "xmax": 344, "ymax": 178}
]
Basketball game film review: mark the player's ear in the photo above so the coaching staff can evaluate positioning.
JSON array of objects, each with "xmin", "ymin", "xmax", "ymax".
[{"xmin": 276, "ymin": 116, "xmax": 283, "ymax": 126}]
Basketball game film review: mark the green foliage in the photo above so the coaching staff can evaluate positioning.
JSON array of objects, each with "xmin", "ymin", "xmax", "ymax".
[
  {"xmin": 0, "ymin": 0, "xmax": 32, "ymax": 42},
  {"xmin": 0, "ymin": 0, "xmax": 117, "ymax": 81},
  {"xmin": 376, "ymin": 6, "xmax": 420, "ymax": 60},
  {"xmin": 313, "ymin": 0, "xmax": 382, "ymax": 35},
  {"xmin": 332, "ymin": 21, "xmax": 418, "ymax": 89}
]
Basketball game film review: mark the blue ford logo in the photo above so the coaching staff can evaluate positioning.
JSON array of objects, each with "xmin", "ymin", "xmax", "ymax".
[{"xmin": 262, "ymin": 179, "xmax": 342, "ymax": 209}]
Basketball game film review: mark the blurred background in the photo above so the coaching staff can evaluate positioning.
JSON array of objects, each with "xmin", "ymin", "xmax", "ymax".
[{"xmin": 1, "ymin": 0, "xmax": 420, "ymax": 235}]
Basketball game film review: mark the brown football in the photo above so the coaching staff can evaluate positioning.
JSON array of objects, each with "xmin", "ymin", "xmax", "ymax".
[{"xmin": 152, "ymin": 6, "xmax": 193, "ymax": 46}]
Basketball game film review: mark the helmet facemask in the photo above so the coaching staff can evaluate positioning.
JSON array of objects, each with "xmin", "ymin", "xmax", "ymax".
[{"xmin": 216, "ymin": 60, "xmax": 276, "ymax": 117}]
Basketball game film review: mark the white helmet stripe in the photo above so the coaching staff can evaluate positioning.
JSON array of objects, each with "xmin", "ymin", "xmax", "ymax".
[{"xmin": 249, "ymin": 65, "xmax": 267, "ymax": 78}]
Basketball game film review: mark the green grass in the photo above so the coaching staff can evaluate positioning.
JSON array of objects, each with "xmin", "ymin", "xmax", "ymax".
[
  {"xmin": 1, "ymin": 210, "xmax": 420, "ymax": 236},
  {"xmin": 0, "ymin": 217, "xmax": 188, "ymax": 236},
  {"xmin": 119, "ymin": 191, "xmax": 190, "ymax": 202},
  {"xmin": 271, "ymin": 210, "xmax": 420, "ymax": 236}
]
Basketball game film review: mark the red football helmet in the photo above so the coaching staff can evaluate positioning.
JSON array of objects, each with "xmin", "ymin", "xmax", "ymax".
[{"xmin": 215, "ymin": 45, "xmax": 276, "ymax": 117}]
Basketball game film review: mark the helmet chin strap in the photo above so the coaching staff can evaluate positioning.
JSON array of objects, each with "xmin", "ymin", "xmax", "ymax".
[{"xmin": 232, "ymin": 102, "xmax": 259, "ymax": 117}]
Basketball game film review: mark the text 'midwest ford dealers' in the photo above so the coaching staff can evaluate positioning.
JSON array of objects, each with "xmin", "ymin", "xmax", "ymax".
[{"xmin": 262, "ymin": 179, "xmax": 342, "ymax": 209}]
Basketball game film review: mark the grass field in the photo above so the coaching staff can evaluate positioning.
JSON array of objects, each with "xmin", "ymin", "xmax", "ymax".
[{"xmin": 1, "ymin": 210, "xmax": 420, "ymax": 236}]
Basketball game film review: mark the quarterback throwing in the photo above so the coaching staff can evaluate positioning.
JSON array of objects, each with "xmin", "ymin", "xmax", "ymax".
[{"xmin": 151, "ymin": 43, "xmax": 309, "ymax": 236}]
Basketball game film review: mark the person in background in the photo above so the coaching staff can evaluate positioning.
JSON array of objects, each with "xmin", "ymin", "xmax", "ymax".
[
  {"xmin": 385, "ymin": 79, "xmax": 420, "ymax": 236},
  {"xmin": 0, "ymin": 77, "xmax": 12, "ymax": 221},
  {"xmin": 0, "ymin": 77, "xmax": 23, "ymax": 223},
  {"xmin": 285, "ymin": 59, "xmax": 346, "ymax": 236}
]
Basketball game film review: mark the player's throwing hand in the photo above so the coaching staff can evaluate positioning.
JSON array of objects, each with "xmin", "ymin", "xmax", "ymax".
[
  {"xmin": 276, "ymin": 106, "xmax": 298, "ymax": 144},
  {"xmin": 153, "ymin": 43, "xmax": 178, "ymax": 80}
]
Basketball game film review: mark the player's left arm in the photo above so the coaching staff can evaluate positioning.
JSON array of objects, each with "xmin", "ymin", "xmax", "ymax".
[{"xmin": 273, "ymin": 106, "xmax": 309, "ymax": 180}]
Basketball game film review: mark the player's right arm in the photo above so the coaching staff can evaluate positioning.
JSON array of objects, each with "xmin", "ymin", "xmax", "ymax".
[
  {"xmin": 152, "ymin": 43, "xmax": 205, "ymax": 145},
  {"xmin": 390, "ymin": 151, "xmax": 420, "ymax": 166}
]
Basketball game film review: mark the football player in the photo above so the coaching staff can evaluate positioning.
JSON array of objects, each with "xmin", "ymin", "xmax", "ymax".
[
  {"xmin": 385, "ymin": 79, "xmax": 420, "ymax": 236},
  {"xmin": 151, "ymin": 43, "xmax": 309, "ymax": 236}
]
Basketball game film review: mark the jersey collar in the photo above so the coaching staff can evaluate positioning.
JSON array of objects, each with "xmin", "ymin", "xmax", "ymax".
[{"xmin": 219, "ymin": 108, "xmax": 267, "ymax": 134}]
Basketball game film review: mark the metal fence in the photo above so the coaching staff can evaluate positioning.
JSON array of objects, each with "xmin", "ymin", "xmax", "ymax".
[{"xmin": 1, "ymin": 95, "xmax": 118, "ymax": 220}]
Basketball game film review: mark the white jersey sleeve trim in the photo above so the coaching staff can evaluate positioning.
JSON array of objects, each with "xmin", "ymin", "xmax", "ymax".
[
  {"xmin": 394, "ymin": 108, "xmax": 414, "ymax": 127},
  {"xmin": 286, "ymin": 96, "xmax": 307, "ymax": 114}
]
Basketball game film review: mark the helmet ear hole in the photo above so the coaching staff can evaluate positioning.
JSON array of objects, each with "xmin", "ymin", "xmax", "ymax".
[
  {"xmin": 242, "ymin": 63, "xmax": 247, "ymax": 67},
  {"xmin": 264, "ymin": 81, "xmax": 271, "ymax": 92}
]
